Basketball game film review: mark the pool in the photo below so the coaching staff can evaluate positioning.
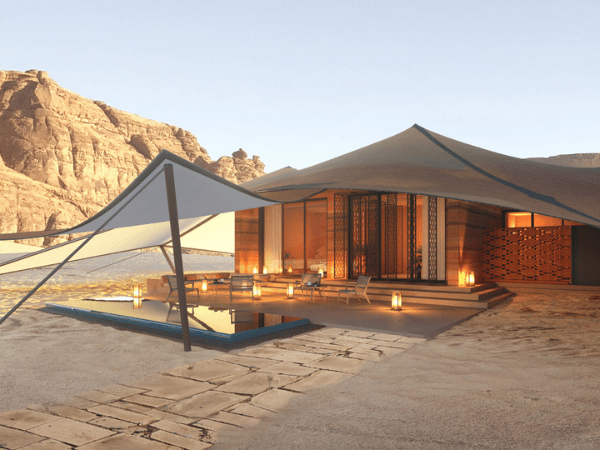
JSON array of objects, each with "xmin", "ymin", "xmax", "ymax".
[{"xmin": 42, "ymin": 299, "xmax": 310, "ymax": 345}]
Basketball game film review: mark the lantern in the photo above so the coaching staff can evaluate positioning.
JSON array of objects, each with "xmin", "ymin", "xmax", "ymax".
[
  {"xmin": 467, "ymin": 272, "xmax": 475, "ymax": 287},
  {"xmin": 391, "ymin": 291, "xmax": 402, "ymax": 311},
  {"xmin": 201, "ymin": 279, "xmax": 208, "ymax": 293},
  {"xmin": 288, "ymin": 266, "xmax": 293, "ymax": 274},
  {"xmin": 263, "ymin": 266, "xmax": 268, "ymax": 275},
  {"xmin": 287, "ymin": 283, "xmax": 295, "ymax": 299},
  {"xmin": 252, "ymin": 282, "xmax": 262, "ymax": 299},
  {"xmin": 253, "ymin": 267, "xmax": 258, "ymax": 274},
  {"xmin": 318, "ymin": 267, "xmax": 324, "ymax": 277},
  {"xmin": 133, "ymin": 284, "xmax": 142, "ymax": 309}
]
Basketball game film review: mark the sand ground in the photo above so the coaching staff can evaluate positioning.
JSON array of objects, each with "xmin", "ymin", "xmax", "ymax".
[
  {"xmin": 2, "ymin": 252, "xmax": 600, "ymax": 448},
  {"xmin": 210, "ymin": 289, "xmax": 600, "ymax": 449}
]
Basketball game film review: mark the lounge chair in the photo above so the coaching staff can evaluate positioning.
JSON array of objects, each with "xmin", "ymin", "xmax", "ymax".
[
  {"xmin": 165, "ymin": 274, "xmax": 200, "ymax": 304},
  {"xmin": 297, "ymin": 273, "xmax": 324, "ymax": 302},
  {"xmin": 337, "ymin": 276, "xmax": 371, "ymax": 305},
  {"xmin": 229, "ymin": 274, "xmax": 255, "ymax": 301}
]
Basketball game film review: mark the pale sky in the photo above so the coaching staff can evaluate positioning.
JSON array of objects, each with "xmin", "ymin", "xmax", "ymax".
[{"xmin": 2, "ymin": 0, "xmax": 598, "ymax": 172}]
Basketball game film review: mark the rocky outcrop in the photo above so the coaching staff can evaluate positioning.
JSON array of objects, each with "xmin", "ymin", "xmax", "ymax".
[
  {"xmin": 528, "ymin": 153, "xmax": 600, "ymax": 168},
  {"xmin": 0, "ymin": 70, "xmax": 265, "ymax": 244}
]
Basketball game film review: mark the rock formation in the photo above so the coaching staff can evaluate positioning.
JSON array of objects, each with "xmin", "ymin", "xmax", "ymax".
[
  {"xmin": 0, "ymin": 70, "xmax": 265, "ymax": 245},
  {"xmin": 528, "ymin": 154, "xmax": 600, "ymax": 168}
]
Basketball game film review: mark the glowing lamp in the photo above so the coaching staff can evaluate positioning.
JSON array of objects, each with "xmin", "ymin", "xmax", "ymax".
[
  {"xmin": 263, "ymin": 266, "xmax": 268, "ymax": 275},
  {"xmin": 467, "ymin": 272, "xmax": 475, "ymax": 287},
  {"xmin": 287, "ymin": 283, "xmax": 295, "ymax": 299},
  {"xmin": 133, "ymin": 284, "xmax": 142, "ymax": 309},
  {"xmin": 288, "ymin": 266, "xmax": 293, "ymax": 274},
  {"xmin": 391, "ymin": 291, "xmax": 402, "ymax": 311},
  {"xmin": 252, "ymin": 283, "xmax": 262, "ymax": 299},
  {"xmin": 201, "ymin": 279, "xmax": 208, "ymax": 293},
  {"xmin": 318, "ymin": 267, "xmax": 324, "ymax": 277},
  {"xmin": 253, "ymin": 267, "xmax": 258, "ymax": 274}
]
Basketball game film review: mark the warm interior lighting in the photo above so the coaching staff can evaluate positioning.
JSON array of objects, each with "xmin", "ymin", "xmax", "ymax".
[
  {"xmin": 201, "ymin": 279, "xmax": 208, "ymax": 293},
  {"xmin": 253, "ymin": 267, "xmax": 258, "ymax": 274},
  {"xmin": 133, "ymin": 284, "xmax": 142, "ymax": 309},
  {"xmin": 288, "ymin": 266, "xmax": 293, "ymax": 273},
  {"xmin": 263, "ymin": 266, "xmax": 268, "ymax": 274},
  {"xmin": 252, "ymin": 282, "xmax": 262, "ymax": 299},
  {"xmin": 287, "ymin": 283, "xmax": 294, "ymax": 299},
  {"xmin": 318, "ymin": 267, "xmax": 324, "ymax": 277},
  {"xmin": 391, "ymin": 291, "xmax": 402, "ymax": 311},
  {"xmin": 467, "ymin": 272, "xmax": 475, "ymax": 287}
]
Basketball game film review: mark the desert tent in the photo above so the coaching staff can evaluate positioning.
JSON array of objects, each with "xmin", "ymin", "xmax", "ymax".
[{"xmin": 241, "ymin": 124, "xmax": 600, "ymax": 228}]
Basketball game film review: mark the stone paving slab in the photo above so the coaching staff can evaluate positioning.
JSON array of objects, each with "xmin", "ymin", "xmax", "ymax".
[
  {"xmin": 227, "ymin": 402, "xmax": 275, "ymax": 419},
  {"xmin": 0, "ymin": 424, "xmax": 44, "ymax": 449},
  {"xmin": 167, "ymin": 391, "xmax": 248, "ymax": 419},
  {"xmin": 215, "ymin": 353, "xmax": 280, "ymax": 369},
  {"xmin": 123, "ymin": 374, "xmax": 214, "ymax": 400},
  {"xmin": 86, "ymin": 404, "xmax": 154, "ymax": 426},
  {"xmin": 123, "ymin": 394, "xmax": 175, "ymax": 408},
  {"xmin": 286, "ymin": 369, "xmax": 354, "ymax": 393},
  {"xmin": 98, "ymin": 383, "xmax": 149, "ymax": 398},
  {"xmin": 76, "ymin": 433, "xmax": 175, "ymax": 449},
  {"xmin": 20, "ymin": 438, "xmax": 72, "ymax": 449},
  {"xmin": 0, "ymin": 409, "xmax": 61, "ymax": 431},
  {"xmin": 258, "ymin": 361, "xmax": 318, "ymax": 377},
  {"xmin": 28, "ymin": 417, "xmax": 115, "ymax": 446},
  {"xmin": 165, "ymin": 359, "xmax": 251, "ymax": 383},
  {"xmin": 304, "ymin": 355, "xmax": 367, "ymax": 373},
  {"xmin": 215, "ymin": 372, "xmax": 299, "ymax": 395},
  {"xmin": 76, "ymin": 390, "xmax": 122, "ymax": 404},
  {"xmin": 30, "ymin": 404, "xmax": 98, "ymax": 423},
  {"xmin": 0, "ymin": 327, "xmax": 425, "ymax": 450},
  {"xmin": 249, "ymin": 388, "xmax": 303, "ymax": 412},
  {"xmin": 151, "ymin": 429, "xmax": 212, "ymax": 449},
  {"xmin": 209, "ymin": 410, "xmax": 261, "ymax": 428}
]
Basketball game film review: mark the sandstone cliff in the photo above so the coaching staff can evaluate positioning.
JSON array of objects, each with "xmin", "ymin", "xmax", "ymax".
[
  {"xmin": 528, "ymin": 154, "xmax": 600, "ymax": 168},
  {"xmin": 0, "ymin": 70, "xmax": 265, "ymax": 245}
]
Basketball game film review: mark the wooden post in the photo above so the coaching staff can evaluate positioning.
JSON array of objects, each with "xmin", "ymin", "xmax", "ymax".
[{"xmin": 164, "ymin": 164, "xmax": 191, "ymax": 351}]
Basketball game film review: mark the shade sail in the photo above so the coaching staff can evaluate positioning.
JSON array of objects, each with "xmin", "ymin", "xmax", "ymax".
[
  {"xmin": 241, "ymin": 124, "xmax": 600, "ymax": 227},
  {"xmin": 1, "ymin": 150, "xmax": 279, "ymax": 240},
  {"xmin": 0, "ymin": 214, "xmax": 234, "ymax": 275}
]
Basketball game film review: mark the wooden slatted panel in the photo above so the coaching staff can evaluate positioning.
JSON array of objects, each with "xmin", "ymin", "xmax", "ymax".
[{"xmin": 482, "ymin": 226, "xmax": 571, "ymax": 284}]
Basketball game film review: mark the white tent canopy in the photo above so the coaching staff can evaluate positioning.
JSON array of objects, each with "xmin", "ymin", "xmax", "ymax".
[
  {"xmin": 0, "ymin": 213, "xmax": 234, "ymax": 275},
  {"xmin": 0, "ymin": 150, "xmax": 278, "ymax": 275}
]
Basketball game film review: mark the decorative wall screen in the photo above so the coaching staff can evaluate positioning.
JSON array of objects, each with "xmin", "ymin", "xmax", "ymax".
[
  {"xmin": 333, "ymin": 194, "xmax": 347, "ymax": 279},
  {"xmin": 482, "ymin": 226, "xmax": 571, "ymax": 284}
]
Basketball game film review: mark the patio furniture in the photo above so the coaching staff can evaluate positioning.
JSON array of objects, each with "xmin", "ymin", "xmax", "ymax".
[
  {"xmin": 296, "ymin": 273, "xmax": 324, "ymax": 302},
  {"xmin": 337, "ymin": 276, "xmax": 371, "ymax": 305},
  {"xmin": 165, "ymin": 274, "xmax": 200, "ymax": 304},
  {"xmin": 229, "ymin": 274, "xmax": 255, "ymax": 301}
]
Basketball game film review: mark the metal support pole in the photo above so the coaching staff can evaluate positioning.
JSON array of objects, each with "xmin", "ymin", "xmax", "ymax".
[{"xmin": 164, "ymin": 164, "xmax": 191, "ymax": 351}]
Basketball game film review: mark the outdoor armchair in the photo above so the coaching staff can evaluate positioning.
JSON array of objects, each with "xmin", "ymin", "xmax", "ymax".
[
  {"xmin": 337, "ymin": 276, "xmax": 371, "ymax": 305},
  {"xmin": 165, "ymin": 274, "xmax": 200, "ymax": 303},
  {"xmin": 229, "ymin": 274, "xmax": 255, "ymax": 301}
]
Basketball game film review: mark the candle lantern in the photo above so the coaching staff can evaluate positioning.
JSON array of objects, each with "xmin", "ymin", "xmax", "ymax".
[
  {"xmin": 133, "ymin": 284, "xmax": 142, "ymax": 309},
  {"xmin": 201, "ymin": 279, "xmax": 208, "ymax": 293},
  {"xmin": 252, "ymin": 282, "xmax": 262, "ymax": 299},
  {"xmin": 287, "ymin": 283, "xmax": 295, "ymax": 299},
  {"xmin": 467, "ymin": 272, "xmax": 475, "ymax": 287},
  {"xmin": 391, "ymin": 291, "xmax": 402, "ymax": 311}
]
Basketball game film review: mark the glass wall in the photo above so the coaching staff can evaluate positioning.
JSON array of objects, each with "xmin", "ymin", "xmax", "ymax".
[
  {"xmin": 505, "ymin": 211, "xmax": 580, "ymax": 228},
  {"xmin": 283, "ymin": 199, "xmax": 327, "ymax": 274}
]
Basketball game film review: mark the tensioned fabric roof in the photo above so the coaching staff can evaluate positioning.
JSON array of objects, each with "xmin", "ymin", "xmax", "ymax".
[
  {"xmin": 0, "ymin": 151, "xmax": 278, "ymax": 275},
  {"xmin": 242, "ymin": 124, "xmax": 600, "ymax": 227},
  {"xmin": 1, "ymin": 150, "xmax": 279, "ymax": 240}
]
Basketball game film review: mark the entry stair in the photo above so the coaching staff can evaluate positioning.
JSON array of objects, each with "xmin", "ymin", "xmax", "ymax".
[{"xmin": 267, "ymin": 277, "xmax": 513, "ymax": 310}]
